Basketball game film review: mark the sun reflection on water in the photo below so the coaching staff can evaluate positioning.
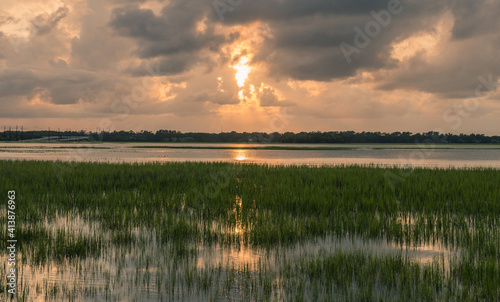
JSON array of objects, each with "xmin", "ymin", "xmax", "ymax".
[{"xmin": 233, "ymin": 150, "xmax": 248, "ymax": 161}]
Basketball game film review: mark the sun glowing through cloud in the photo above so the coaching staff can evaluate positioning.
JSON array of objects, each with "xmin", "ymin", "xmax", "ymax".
[{"xmin": 232, "ymin": 56, "xmax": 253, "ymax": 88}]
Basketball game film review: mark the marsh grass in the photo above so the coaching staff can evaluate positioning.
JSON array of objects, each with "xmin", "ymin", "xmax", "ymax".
[{"xmin": 0, "ymin": 160, "xmax": 499, "ymax": 301}]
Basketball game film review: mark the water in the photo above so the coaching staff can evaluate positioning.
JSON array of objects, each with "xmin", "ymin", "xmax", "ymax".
[
  {"xmin": 1, "ymin": 142, "xmax": 500, "ymax": 168},
  {"xmin": 0, "ymin": 192, "xmax": 468, "ymax": 301},
  {"xmin": 1, "ymin": 144, "xmax": 497, "ymax": 300},
  {"xmin": 2, "ymin": 211, "xmax": 456, "ymax": 301}
]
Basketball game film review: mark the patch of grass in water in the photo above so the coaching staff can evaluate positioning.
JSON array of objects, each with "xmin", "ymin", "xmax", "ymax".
[{"xmin": 0, "ymin": 160, "xmax": 499, "ymax": 300}]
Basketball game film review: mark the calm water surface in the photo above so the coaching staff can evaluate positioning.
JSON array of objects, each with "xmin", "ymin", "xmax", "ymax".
[{"xmin": 1, "ymin": 142, "xmax": 500, "ymax": 168}]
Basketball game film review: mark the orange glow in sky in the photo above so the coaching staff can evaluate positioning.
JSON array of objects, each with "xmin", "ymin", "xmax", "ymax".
[{"xmin": 232, "ymin": 56, "xmax": 253, "ymax": 88}]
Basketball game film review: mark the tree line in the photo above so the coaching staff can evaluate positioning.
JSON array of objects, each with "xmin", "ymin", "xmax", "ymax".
[{"xmin": 2, "ymin": 129, "xmax": 499, "ymax": 144}]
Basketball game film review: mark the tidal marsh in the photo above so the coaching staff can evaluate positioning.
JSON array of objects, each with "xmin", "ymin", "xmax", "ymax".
[{"xmin": 0, "ymin": 160, "xmax": 499, "ymax": 301}]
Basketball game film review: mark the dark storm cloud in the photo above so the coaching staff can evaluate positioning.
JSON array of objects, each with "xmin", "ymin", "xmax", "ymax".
[
  {"xmin": 213, "ymin": 0, "xmax": 391, "ymax": 24},
  {"xmin": 248, "ymin": 0, "xmax": 447, "ymax": 81},
  {"xmin": 109, "ymin": 0, "xmax": 227, "ymax": 70},
  {"xmin": 212, "ymin": 0, "xmax": 499, "ymax": 97},
  {"xmin": 3, "ymin": 0, "xmax": 499, "ymax": 123},
  {"xmin": 127, "ymin": 53, "xmax": 203, "ymax": 77},
  {"xmin": 449, "ymin": 0, "xmax": 500, "ymax": 40},
  {"xmin": 106, "ymin": 0, "xmax": 500, "ymax": 98},
  {"xmin": 105, "ymin": 0, "xmax": 447, "ymax": 83},
  {"xmin": 252, "ymin": 16, "xmax": 400, "ymax": 81}
]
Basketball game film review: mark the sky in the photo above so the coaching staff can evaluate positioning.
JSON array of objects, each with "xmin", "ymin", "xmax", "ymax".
[{"xmin": 0, "ymin": 0, "xmax": 499, "ymax": 134}]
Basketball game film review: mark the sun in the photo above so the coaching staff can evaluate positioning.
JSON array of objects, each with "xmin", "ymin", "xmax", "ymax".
[{"xmin": 232, "ymin": 56, "xmax": 253, "ymax": 88}]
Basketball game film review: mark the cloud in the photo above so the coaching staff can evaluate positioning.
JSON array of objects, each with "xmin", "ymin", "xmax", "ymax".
[
  {"xmin": 449, "ymin": 0, "xmax": 500, "ymax": 40},
  {"xmin": 250, "ymin": 0, "xmax": 447, "ymax": 82},
  {"xmin": 258, "ymin": 87, "xmax": 293, "ymax": 107},
  {"xmin": 159, "ymin": 92, "xmax": 214, "ymax": 117},
  {"xmin": 49, "ymin": 58, "xmax": 68, "ymax": 68},
  {"xmin": 212, "ymin": 0, "xmax": 392, "ymax": 24},
  {"xmin": 1, "ymin": 0, "xmax": 499, "ymax": 134},
  {"xmin": 126, "ymin": 54, "xmax": 204, "ymax": 77},
  {"xmin": 213, "ymin": 90, "xmax": 240, "ymax": 105},
  {"xmin": 0, "ymin": 67, "xmax": 107, "ymax": 104},
  {"xmin": 32, "ymin": 7, "xmax": 69, "ymax": 36},
  {"xmin": 70, "ymin": 0, "xmax": 134, "ymax": 70},
  {"xmin": 375, "ymin": 17, "xmax": 500, "ymax": 98},
  {"xmin": 107, "ymin": 0, "xmax": 498, "ymax": 98},
  {"xmin": 156, "ymin": 86, "xmax": 241, "ymax": 117},
  {"xmin": 212, "ymin": 0, "xmax": 499, "ymax": 99},
  {"xmin": 0, "ymin": 69, "xmax": 38, "ymax": 98},
  {"xmin": 0, "ymin": 15, "xmax": 16, "ymax": 26},
  {"xmin": 109, "ymin": 1, "xmax": 227, "ymax": 70}
]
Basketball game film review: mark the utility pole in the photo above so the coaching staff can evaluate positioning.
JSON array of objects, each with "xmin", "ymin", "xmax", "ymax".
[
  {"xmin": 16, "ymin": 125, "xmax": 18, "ymax": 141},
  {"xmin": 49, "ymin": 127, "xmax": 51, "ymax": 142},
  {"xmin": 21, "ymin": 126, "xmax": 23, "ymax": 140}
]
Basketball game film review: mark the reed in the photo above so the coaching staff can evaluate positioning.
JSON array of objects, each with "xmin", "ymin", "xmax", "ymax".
[{"xmin": 0, "ymin": 160, "xmax": 498, "ymax": 301}]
